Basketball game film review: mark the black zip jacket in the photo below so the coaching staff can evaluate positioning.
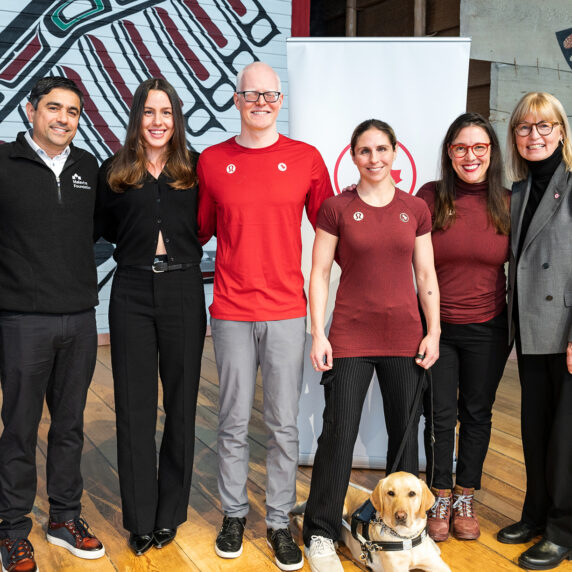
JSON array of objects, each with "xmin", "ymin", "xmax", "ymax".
[{"xmin": 0, "ymin": 132, "xmax": 99, "ymax": 313}]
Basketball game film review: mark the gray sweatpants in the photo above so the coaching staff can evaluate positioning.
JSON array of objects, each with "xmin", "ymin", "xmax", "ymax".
[{"xmin": 210, "ymin": 316, "xmax": 306, "ymax": 529}]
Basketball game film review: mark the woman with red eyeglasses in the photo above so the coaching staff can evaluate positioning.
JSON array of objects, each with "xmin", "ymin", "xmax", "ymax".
[{"xmin": 416, "ymin": 112, "xmax": 510, "ymax": 543}]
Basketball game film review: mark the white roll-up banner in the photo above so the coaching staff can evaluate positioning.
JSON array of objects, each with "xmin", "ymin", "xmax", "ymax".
[{"xmin": 288, "ymin": 38, "xmax": 471, "ymax": 468}]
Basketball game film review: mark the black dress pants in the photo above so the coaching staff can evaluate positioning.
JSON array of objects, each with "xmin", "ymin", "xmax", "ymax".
[
  {"xmin": 516, "ymin": 334, "xmax": 572, "ymax": 548},
  {"xmin": 423, "ymin": 310, "xmax": 509, "ymax": 490},
  {"xmin": 0, "ymin": 310, "xmax": 97, "ymax": 539},
  {"xmin": 109, "ymin": 266, "xmax": 206, "ymax": 534},
  {"xmin": 303, "ymin": 356, "xmax": 423, "ymax": 545}
]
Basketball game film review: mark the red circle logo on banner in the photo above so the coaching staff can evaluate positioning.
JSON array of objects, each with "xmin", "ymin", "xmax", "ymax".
[{"xmin": 333, "ymin": 141, "xmax": 417, "ymax": 195}]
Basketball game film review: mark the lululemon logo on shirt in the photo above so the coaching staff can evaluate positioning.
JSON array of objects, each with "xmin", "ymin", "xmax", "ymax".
[
  {"xmin": 226, "ymin": 164, "xmax": 236, "ymax": 174},
  {"xmin": 400, "ymin": 212, "xmax": 409, "ymax": 222},
  {"xmin": 353, "ymin": 211, "xmax": 364, "ymax": 221},
  {"xmin": 277, "ymin": 162, "xmax": 287, "ymax": 171}
]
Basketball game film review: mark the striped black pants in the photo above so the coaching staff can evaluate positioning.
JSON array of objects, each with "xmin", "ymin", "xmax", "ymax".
[{"xmin": 302, "ymin": 355, "xmax": 423, "ymax": 545}]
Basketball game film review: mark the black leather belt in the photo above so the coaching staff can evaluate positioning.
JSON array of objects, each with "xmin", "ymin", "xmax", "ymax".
[{"xmin": 126, "ymin": 262, "xmax": 198, "ymax": 273}]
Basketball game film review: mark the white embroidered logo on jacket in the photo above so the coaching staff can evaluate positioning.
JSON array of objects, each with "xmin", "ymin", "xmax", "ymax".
[{"xmin": 71, "ymin": 173, "xmax": 91, "ymax": 190}]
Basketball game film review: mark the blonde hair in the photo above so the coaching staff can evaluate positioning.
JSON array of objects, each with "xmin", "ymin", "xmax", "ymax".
[{"xmin": 506, "ymin": 92, "xmax": 572, "ymax": 181}]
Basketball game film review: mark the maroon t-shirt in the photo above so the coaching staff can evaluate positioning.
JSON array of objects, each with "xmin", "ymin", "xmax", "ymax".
[
  {"xmin": 416, "ymin": 180, "xmax": 509, "ymax": 324},
  {"xmin": 317, "ymin": 188, "xmax": 431, "ymax": 358}
]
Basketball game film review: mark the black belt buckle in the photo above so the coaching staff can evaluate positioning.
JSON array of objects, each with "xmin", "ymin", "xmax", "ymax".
[{"xmin": 152, "ymin": 261, "xmax": 169, "ymax": 273}]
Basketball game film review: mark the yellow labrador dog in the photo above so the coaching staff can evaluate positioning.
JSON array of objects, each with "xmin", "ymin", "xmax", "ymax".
[{"xmin": 340, "ymin": 472, "xmax": 451, "ymax": 572}]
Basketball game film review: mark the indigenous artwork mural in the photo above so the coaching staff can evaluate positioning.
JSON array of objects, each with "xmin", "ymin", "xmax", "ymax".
[{"xmin": 0, "ymin": 0, "xmax": 294, "ymax": 333}]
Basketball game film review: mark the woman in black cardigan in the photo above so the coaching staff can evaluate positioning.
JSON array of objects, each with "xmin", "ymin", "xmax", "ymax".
[{"xmin": 95, "ymin": 78, "xmax": 206, "ymax": 556}]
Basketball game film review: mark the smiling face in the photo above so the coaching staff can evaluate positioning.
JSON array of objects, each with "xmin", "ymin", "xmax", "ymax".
[
  {"xmin": 351, "ymin": 127, "xmax": 397, "ymax": 186},
  {"xmin": 234, "ymin": 63, "xmax": 283, "ymax": 135},
  {"xmin": 515, "ymin": 111, "xmax": 562, "ymax": 162},
  {"xmin": 140, "ymin": 89, "xmax": 174, "ymax": 156},
  {"xmin": 448, "ymin": 125, "xmax": 491, "ymax": 184},
  {"xmin": 25, "ymin": 87, "xmax": 81, "ymax": 157}
]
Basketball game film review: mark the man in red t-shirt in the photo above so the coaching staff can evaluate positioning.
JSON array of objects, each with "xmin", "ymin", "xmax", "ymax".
[{"xmin": 197, "ymin": 62, "xmax": 333, "ymax": 571}]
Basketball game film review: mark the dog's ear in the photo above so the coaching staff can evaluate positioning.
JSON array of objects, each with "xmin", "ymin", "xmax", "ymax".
[
  {"xmin": 370, "ymin": 479, "xmax": 385, "ymax": 514},
  {"xmin": 417, "ymin": 479, "xmax": 435, "ymax": 518}
]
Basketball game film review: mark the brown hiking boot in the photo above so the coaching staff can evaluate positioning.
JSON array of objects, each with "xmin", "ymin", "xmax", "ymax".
[
  {"xmin": 451, "ymin": 486, "xmax": 480, "ymax": 540},
  {"xmin": 427, "ymin": 488, "xmax": 452, "ymax": 542}
]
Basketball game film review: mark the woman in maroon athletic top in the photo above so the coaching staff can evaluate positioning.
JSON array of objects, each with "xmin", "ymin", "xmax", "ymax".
[
  {"xmin": 416, "ymin": 112, "xmax": 510, "ymax": 542},
  {"xmin": 302, "ymin": 119, "xmax": 440, "ymax": 571}
]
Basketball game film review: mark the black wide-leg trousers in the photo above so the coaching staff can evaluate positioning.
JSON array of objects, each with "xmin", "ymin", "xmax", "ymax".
[
  {"xmin": 0, "ymin": 310, "xmax": 97, "ymax": 538},
  {"xmin": 109, "ymin": 266, "xmax": 206, "ymax": 535},
  {"xmin": 303, "ymin": 356, "xmax": 423, "ymax": 545},
  {"xmin": 516, "ymin": 334, "xmax": 572, "ymax": 548},
  {"xmin": 423, "ymin": 311, "xmax": 510, "ymax": 490}
]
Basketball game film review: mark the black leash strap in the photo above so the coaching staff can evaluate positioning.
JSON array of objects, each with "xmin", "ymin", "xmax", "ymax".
[
  {"xmin": 426, "ymin": 367, "xmax": 435, "ymax": 488},
  {"xmin": 389, "ymin": 367, "xmax": 432, "ymax": 475}
]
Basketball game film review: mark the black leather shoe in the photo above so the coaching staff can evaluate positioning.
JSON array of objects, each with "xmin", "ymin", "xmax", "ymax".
[
  {"xmin": 128, "ymin": 533, "xmax": 154, "ymax": 556},
  {"xmin": 153, "ymin": 528, "xmax": 176, "ymax": 549},
  {"xmin": 518, "ymin": 538, "xmax": 572, "ymax": 570},
  {"xmin": 497, "ymin": 521, "xmax": 544, "ymax": 544}
]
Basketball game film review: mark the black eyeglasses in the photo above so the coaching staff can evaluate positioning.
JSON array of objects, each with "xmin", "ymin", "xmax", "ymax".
[
  {"xmin": 236, "ymin": 90, "xmax": 281, "ymax": 103},
  {"xmin": 449, "ymin": 143, "xmax": 491, "ymax": 158},
  {"xmin": 514, "ymin": 121, "xmax": 559, "ymax": 137}
]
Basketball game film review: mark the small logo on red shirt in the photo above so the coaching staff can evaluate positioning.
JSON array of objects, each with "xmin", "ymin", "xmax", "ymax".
[
  {"xmin": 353, "ymin": 212, "xmax": 364, "ymax": 221},
  {"xmin": 400, "ymin": 213, "xmax": 409, "ymax": 222},
  {"xmin": 278, "ymin": 162, "xmax": 287, "ymax": 171},
  {"xmin": 226, "ymin": 164, "xmax": 236, "ymax": 174}
]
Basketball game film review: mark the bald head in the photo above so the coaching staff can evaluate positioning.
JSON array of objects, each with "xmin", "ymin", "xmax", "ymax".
[{"xmin": 236, "ymin": 62, "xmax": 281, "ymax": 93}]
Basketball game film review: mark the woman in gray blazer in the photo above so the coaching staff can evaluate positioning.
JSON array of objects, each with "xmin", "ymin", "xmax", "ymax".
[{"xmin": 497, "ymin": 92, "xmax": 572, "ymax": 571}]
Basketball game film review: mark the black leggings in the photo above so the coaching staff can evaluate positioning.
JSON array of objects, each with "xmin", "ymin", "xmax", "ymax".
[
  {"xmin": 303, "ymin": 355, "xmax": 424, "ymax": 544},
  {"xmin": 423, "ymin": 311, "xmax": 509, "ymax": 490}
]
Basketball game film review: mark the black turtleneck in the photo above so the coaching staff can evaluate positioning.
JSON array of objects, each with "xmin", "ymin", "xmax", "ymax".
[{"xmin": 517, "ymin": 144, "xmax": 563, "ymax": 258}]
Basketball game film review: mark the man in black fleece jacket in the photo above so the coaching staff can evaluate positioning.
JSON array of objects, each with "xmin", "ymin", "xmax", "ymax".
[{"xmin": 0, "ymin": 77, "xmax": 104, "ymax": 572}]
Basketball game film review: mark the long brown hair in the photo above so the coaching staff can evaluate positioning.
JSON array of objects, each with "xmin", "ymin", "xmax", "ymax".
[
  {"xmin": 433, "ymin": 112, "xmax": 509, "ymax": 235},
  {"xmin": 108, "ymin": 78, "xmax": 196, "ymax": 192}
]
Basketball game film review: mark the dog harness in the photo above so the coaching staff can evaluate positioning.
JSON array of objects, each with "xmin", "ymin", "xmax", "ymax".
[{"xmin": 348, "ymin": 499, "xmax": 428, "ymax": 563}]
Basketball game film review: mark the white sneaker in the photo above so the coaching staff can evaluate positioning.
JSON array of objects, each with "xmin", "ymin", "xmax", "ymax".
[{"xmin": 304, "ymin": 535, "xmax": 343, "ymax": 572}]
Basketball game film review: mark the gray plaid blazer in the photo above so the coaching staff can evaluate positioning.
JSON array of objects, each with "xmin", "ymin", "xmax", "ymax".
[{"xmin": 508, "ymin": 161, "xmax": 572, "ymax": 354}]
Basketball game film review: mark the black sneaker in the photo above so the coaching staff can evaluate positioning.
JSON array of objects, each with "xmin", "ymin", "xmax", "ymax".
[
  {"xmin": 214, "ymin": 516, "xmax": 246, "ymax": 558},
  {"xmin": 46, "ymin": 516, "xmax": 105, "ymax": 559},
  {"xmin": 266, "ymin": 528, "xmax": 303, "ymax": 571}
]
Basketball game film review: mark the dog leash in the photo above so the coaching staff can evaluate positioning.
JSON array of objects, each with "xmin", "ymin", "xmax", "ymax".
[
  {"xmin": 389, "ymin": 366, "xmax": 433, "ymax": 475},
  {"xmin": 425, "ymin": 366, "xmax": 436, "ymax": 488},
  {"xmin": 348, "ymin": 366, "xmax": 434, "ymax": 562}
]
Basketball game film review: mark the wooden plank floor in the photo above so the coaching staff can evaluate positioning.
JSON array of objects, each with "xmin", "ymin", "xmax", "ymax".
[{"xmin": 2, "ymin": 338, "xmax": 571, "ymax": 571}]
